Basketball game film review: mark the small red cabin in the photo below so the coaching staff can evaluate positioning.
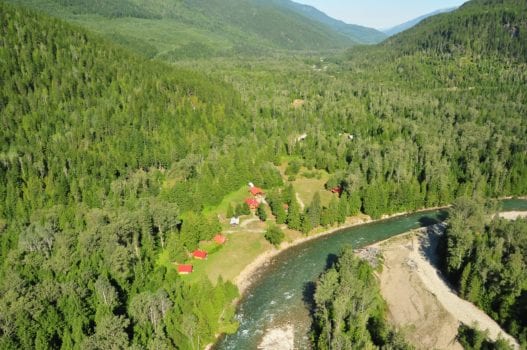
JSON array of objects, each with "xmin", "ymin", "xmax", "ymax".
[
  {"xmin": 250, "ymin": 187, "xmax": 265, "ymax": 196},
  {"xmin": 245, "ymin": 198, "xmax": 259, "ymax": 209},
  {"xmin": 178, "ymin": 264, "xmax": 193, "ymax": 275},
  {"xmin": 192, "ymin": 250, "xmax": 208, "ymax": 260},
  {"xmin": 214, "ymin": 234, "xmax": 227, "ymax": 245},
  {"xmin": 330, "ymin": 186, "xmax": 343, "ymax": 195}
]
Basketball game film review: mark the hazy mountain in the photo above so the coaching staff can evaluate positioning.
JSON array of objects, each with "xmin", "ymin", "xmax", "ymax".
[
  {"xmin": 383, "ymin": 7, "xmax": 458, "ymax": 36},
  {"xmin": 267, "ymin": 0, "xmax": 387, "ymax": 44}
]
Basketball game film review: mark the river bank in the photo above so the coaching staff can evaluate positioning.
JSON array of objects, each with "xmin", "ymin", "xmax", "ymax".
[
  {"xmin": 215, "ymin": 199, "xmax": 527, "ymax": 350},
  {"xmin": 234, "ymin": 205, "xmax": 450, "ymax": 295},
  {"xmin": 234, "ymin": 197, "xmax": 527, "ymax": 296},
  {"xmin": 369, "ymin": 211, "xmax": 526, "ymax": 349}
]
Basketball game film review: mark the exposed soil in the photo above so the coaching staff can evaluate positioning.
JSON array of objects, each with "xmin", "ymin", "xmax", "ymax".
[
  {"xmin": 499, "ymin": 211, "xmax": 527, "ymax": 220},
  {"xmin": 378, "ymin": 231, "xmax": 463, "ymax": 350},
  {"xmin": 377, "ymin": 224, "xmax": 520, "ymax": 349}
]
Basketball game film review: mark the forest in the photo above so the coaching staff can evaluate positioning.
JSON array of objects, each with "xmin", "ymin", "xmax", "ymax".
[
  {"xmin": 443, "ymin": 197, "xmax": 527, "ymax": 348},
  {"xmin": 0, "ymin": 0, "xmax": 526, "ymax": 348}
]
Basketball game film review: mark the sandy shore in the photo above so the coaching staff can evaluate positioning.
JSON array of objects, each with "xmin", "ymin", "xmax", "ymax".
[
  {"xmin": 376, "ymin": 228, "xmax": 463, "ymax": 350},
  {"xmin": 499, "ymin": 211, "xmax": 527, "ymax": 220},
  {"xmin": 373, "ymin": 213, "xmax": 525, "ymax": 349},
  {"xmin": 234, "ymin": 205, "xmax": 452, "ymax": 295}
]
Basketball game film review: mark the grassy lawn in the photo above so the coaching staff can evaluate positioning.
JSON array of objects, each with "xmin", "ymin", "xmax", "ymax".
[
  {"xmin": 292, "ymin": 171, "xmax": 334, "ymax": 207},
  {"xmin": 183, "ymin": 230, "xmax": 271, "ymax": 284},
  {"xmin": 277, "ymin": 159, "xmax": 334, "ymax": 207}
]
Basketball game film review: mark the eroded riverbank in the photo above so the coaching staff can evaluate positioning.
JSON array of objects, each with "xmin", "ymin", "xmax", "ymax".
[{"xmin": 216, "ymin": 200, "xmax": 527, "ymax": 350}]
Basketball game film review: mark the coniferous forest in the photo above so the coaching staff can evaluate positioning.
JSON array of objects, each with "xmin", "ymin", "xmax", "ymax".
[
  {"xmin": 443, "ymin": 197, "xmax": 527, "ymax": 346},
  {"xmin": 1, "ymin": 0, "xmax": 526, "ymax": 349}
]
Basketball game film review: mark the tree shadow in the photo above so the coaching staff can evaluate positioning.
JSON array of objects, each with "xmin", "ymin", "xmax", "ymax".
[
  {"xmin": 325, "ymin": 253, "xmax": 338, "ymax": 270},
  {"xmin": 302, "ymin": 280, "xmax": 318, "ymax": 339},
  {"xmin": 418, "ymin": 210, "xmax": 449, "ymax": 227},
  {"xmin": 302, "ymin": 281, "xmax": 316, "ymax": 315}
]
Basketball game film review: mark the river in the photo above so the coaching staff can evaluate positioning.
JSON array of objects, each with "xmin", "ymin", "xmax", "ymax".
[{"xmin": 216, "ymin": 199, "xmax": 527, "ymax": 349}]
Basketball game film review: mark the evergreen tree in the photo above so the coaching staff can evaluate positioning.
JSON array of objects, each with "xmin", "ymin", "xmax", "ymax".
[
  {"xmin": 307, "ymin": 192, "xmax": 322, "ymax": 228},
  {"xmin": 287, "ymin": 198, "xmax": 302, "ymax": 230},
  {"xmin": 256, "ymin": 204, "xmax": 267, "ymax": 222},
  {"xmin": 300, "ymin": 213, "xmax": 313, "ymax": 234}
]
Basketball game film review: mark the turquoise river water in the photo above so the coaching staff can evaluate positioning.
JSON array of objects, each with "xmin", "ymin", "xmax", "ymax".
[{"xmin": 216, "ymin": 199, "xmax": 527, "ymax": 349}]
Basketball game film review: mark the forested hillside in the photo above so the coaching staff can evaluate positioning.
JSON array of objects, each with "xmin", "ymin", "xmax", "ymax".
[
  {"xmin": 0, "ymin": 3, "xmax": 271, "ymax": 348},
  {"xmin": 383, "ymin": 7, "xmax": 457, "ymax": 36},
  {"xmin": 1, "ymin": 0, "xmax": 527, "ymax": 349},
  {"xmin": 265, "ymin": 0, "xmax": 387, "ymax": 44},
  {"xmin": 7, "ymin": 0, "xmax": 361, "ymax": 59},
  {"xmin": 385, "ymin": 0, "xmax": 527, "ymax": 61},
  {"xmin": 443, "ymin": 198, "xmax": 527, "ymax": 348}
]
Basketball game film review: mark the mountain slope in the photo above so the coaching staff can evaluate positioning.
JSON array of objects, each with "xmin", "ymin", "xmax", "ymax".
[
  {"xmin": 0, "ymin": 2, "xmax": 252, "ymax": 349},
  {"xmin": 266, "ymin": 0, "xmax": 387, "ymax": 44},
  {"xmin": 8, "ymin": 0, "xmax": 358, "ymax": 59},
  {"xmin": 383, "ymin": 7, "xmax": 458, "ymax": 36},
  {"xmin": 384, "ymin": 0, "xmax": 527, "ymax": 62}
]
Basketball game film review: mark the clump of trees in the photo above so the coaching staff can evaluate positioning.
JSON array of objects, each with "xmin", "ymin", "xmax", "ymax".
[
  {"xmin": 443, "ymin": 197, "xmax": 527, "ymax": 347},
  {"xmin": 312, "ymin": 246, "xmax": 413, "ymax": 349},
  {"xmin": 457, "ymin": 325, "xmax": 513, "ymax": 350}
]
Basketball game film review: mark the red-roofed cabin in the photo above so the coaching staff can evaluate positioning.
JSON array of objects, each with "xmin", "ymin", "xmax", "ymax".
[
  {"xmin": 245, "ymin": 198, "xmax": 260, "ymax": 209},
  {"xmin": 331, "ymin": 187, "xmax": 343, "ymax": 195},
  {"xmin": 214, "ymin": 234, "xmax": 227, "ymax": 245},
  {"xmin": 178, "ymin": 264, "xmax": 193, "ymax": 275},
  {"xmin": 192, "ymin": 250, "xmax": 208, "ymax": 260},
  {"xmin": 250, "ymin": 187, "xmax": 265, "ymax": 196}
]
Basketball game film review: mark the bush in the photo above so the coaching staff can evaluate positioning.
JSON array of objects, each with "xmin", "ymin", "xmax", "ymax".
[
  {"xmin": 285, "ymin": 159, "xmax": 302, "ymax": 176},
  {"xmin": 264, "ymin": 224, "xmax": 284, "ymax": 247}
]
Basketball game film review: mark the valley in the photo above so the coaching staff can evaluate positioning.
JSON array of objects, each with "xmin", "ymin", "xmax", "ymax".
[{"xmin": 0, "ymin": 0, "xmax": 526, "ymax": 349}]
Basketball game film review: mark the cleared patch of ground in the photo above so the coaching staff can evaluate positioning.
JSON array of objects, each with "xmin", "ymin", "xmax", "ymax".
[
  {"xmin": 292, "ymin": 176, "xmax": 334, "ymax": 208},
  {"xmin": 378, "ymin": 233, "xmax": 463, "ymax": 350},
  {"xmin": 376, "ymin": 224, "xmax": 520, "ymax": 349},
  {"xmin": 499, "ymin": 211, "xmax": 527, "ymax": 220}
]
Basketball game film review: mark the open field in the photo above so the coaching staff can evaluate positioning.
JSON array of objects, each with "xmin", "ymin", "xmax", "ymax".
[{"xmin": 292, "ymin": 175, "xmax": 335, "ymax": 208}]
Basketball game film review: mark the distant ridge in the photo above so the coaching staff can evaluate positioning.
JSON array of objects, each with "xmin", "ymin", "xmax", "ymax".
[
  {"xmin": 268, "ymin": 0, "xmax": 387, "ymax": 44},
  {"xmin": 8, "ymin": 0, "xmax": 381, "ymax": 59},
  {"xmin": 384, "ymin": 0, "xmax": 527, "ymax": 62},
  {"xmin": 383, "ymin": 7, "xmax": 458, "ymax": 36}
]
